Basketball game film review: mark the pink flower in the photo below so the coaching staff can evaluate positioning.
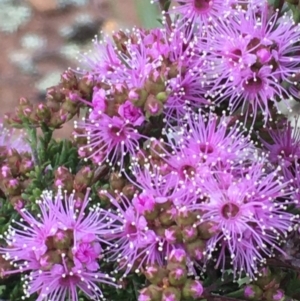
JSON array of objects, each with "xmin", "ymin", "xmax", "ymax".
[
  {"xmin": 90, "ymin": 87, "xmax": 107, "ymax": 119},
  {"xmin": 118, "ymin": 101, "xmax": 145, "ymax": 126},
  {"xmin": 132, "ymin": 193, "xmax": 156, "ymax": 214},
  {"xmin": 0, "ymin": 189, "xmax": 117, "ymax": 301}
]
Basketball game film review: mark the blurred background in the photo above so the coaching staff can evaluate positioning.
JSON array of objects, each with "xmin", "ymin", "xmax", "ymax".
[{"xmin": 0, "ymin": 0, "xmax": 160, "ymax": 120}]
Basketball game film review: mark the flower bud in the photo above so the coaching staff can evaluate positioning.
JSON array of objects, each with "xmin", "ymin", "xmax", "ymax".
[
  {"xmin": 35, "ymin": 103, "xmax": 51, "ymax": 122},
  {"xmin": 10, "ymin": 195, "xmax": 25, "ymax": 210},
  {"xmin": 129, "ymin": 88, "xmax": 149, "ymax": 107},
  {"xmin": 164, "ymin": 226, "xmax": 182, "ymax": 244},
  {"xmin": 149, "ymin": 139, "xmax": 167, "ymax": 159},
  {"xmin": 264, "ymin": 289, "xmax": 285, "ymax": 301},
  {"xmin": 159, "ymin": 208, "xmax": 175, "ymax": 227},
  {"xmin": 176, "ymin": 208, "xmax": 197, "ymax": 226},
  {"xmin": 169, "ymin": 249, "xmax": 187, "ymax": 265},
  {"xmin": 46, "ymin": 86, "xmax": 65, "ymax": 103},
  {"xmin": 182, "ymin": 279, "xmax": 204, "ymax": 300},
  {"xmin": 145, "ymin": 71, "xmax": 166, "ymax": 95},
  {"xmin": 1, "ymin": 165, "xmax": 11, "ymax": 178},
  {"xmin": 52, "ymin": 229, "xmax": 73, "ymax": 250},
  {"xmin": 54, "ymin": 166, "xmax": 74, "ymax": 193},
  {"xmin": 19, "ymin": 159, "xmax": 34, "ymax": 175},
  {"xmin": 49, "ymin": 111, "xmax": 68, "ymax": 128},
  {"xmin": 254, "ymin": 267, "xmax": 273, "ymax": 289},
  {"xmin": 144, "ymin": 95, "xmax": 164, "ymax": 118},
  {"xmin": 144, "ymin": 264, "xmax": 168, "ymax": 285},
  {"xmin": 61, "ymin": 98, "xmax": 79, "ymax": 115},
  {"xmin": 244, "ymin": 284, "xmax": 263, "ymax": 300},
  {"xmin": 197, "ymin": 221, "xmax": 219, "ymax": 239},
  {"xmin": 39, "ymin": 250, "xmax": 62, "ymax": 271},
  {"xmin": 186, "ymin": 239, "xmax": 206, "ymax": 261},
  {"xmin": 122, "ymin": 184, "xmax": 136, "ymax": 199},
  {"xmin": 3, "ymin": 178, "xmax": 21, "ymax": 196},
  {"xmin": 162, "ymin": 287, "xmax": 181, "ymax": 301},
  {"xmin": 139, "ymin": 285, "xmax": 162, "ymax": 301},
  {"xmin": 182, "ymin": 225, "xmax": 198, "ymax": 243},
  {"xmin": 73, "ymin": 192, "xmax": 85, "ymax": 208},
  {"xmin": 168, "ymin": 266, "xmax": 187, "ymax": 286},
  {"xmin": 109, "ymin": 172, "xmax": 125, "ymax": 191},
  {"xmin": 97, "ymin": 186, "xmax": 111, "ymax": 207},
  {"xmin": 61, "ymin": 70, "xmax": 78, "ymax": 89},
  {"xmin": 156, "ymin": 91, "xmax": 168, "ymax": 103},
  {"xmin": 78, "ymin": 73, "xmax": 95, "ymax": 96},
  {"xmin": 74, "ymin": 166, "xmax": 94, "ymax": 192}
]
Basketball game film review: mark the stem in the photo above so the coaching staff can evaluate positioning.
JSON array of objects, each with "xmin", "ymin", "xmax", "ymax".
[
  {"xmin": 159, "ymin": 0, "xmax": 172, "ymax": 28},
  {"xmin": 27, "ymin": 126, "xmax": 40, "ymax": 167}
]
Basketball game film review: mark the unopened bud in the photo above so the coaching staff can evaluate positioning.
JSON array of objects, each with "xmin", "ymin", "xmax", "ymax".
[
  {"xmin": 182, "ymin": 279, "xmax": 204, "ymax": 300},
  {"xmin": 139, "ymin": 285, "xmax": 162, "ymax": 301},
  {"xmin": 169, "ymin": 249, "xmax": 187, "ymax": 265},
  {"xmin": 156, "ymin": 91, "xmax": 168, "ymax": 103},
  {"xmin": 78, "ymin": 73, "xmax": 95, "ymax": 96},
  {"xmin": 109, "ymin": 172, "xmax": 125, "ymax": 191},
  {"xmin": 182, "ymin": 225, "xmax": 198, "ymax": 243},
  {"xmin": 129, "ymin": 88, "xmax": 148, "ymax": 107},
  {"xmin": 74, "ymin": 166, "xmax": 94, "ymax": 191},
  {"xmin": 264, "ymin": 289, "xmax": 285, "ymax": 301},
  {"xmin": 168, "ymin": 266, "xmax": 187, "ymax": 286},
  {"xmin": 162, "ymin": 287, "xmax": 181, "ymax": 301},
  {"xmin": 19, "ymin": 159, "xmax": 34, "ymax": 174},
  {"xmin": 10, "ymin": 195, "xmax": 25, "ymax": 210},
  {"xmin": 49, "ymin": 110, "xmax": 68, "ymax": 128},
  {"xmin": 144, "ymin": 265, "xmax": 168, "ymax": 285},
  {"xmin": 39, "ymin": 250, "xmax": 62, "ymax": 271},
  {"xmin": 61, "ymin": 70, "xmax": 78, "ymax": 89},
  {"xmin": 186, "ymin": 240, "xmax": 206, "ymax": 261},
  {"xmin": 244, "ymin": 284, "xmax": 263, "ymax": 300},
  {"xmin": 52, "ymin": 229, "xmax": 73, "ymax": 249},
  {"xmin": 144, "ymin": 95, "xmax": 163, "ymax": 118},
  {"xmin": 3, "ymin": 178, "xmax": 21, "ymax": 196},
  {"xmin": 164, "ymin": 225, "xmax": 182, "ymax": 244},
  {"xmin": 54, "ymin": 166, "xmax": 74, "ymax": 193},
  {"xmin": 46, "ymin": 86, "xmax": 65, "ymax": 103},
  {"xmin": 35, "ymin": 103, "xmax": 51, "ymax": 121},
  {"xmin": 255, "ymin": 267, "xmax": 273, "ymax": 289},
  {"xmin": 145, "ymin": 71, "xmax": 166, "ymax": 95},
  {"xmin": 197, "ymin": 221, "xmax": 218, "ymax": 239},
  {"xmin": 122, "ymin": 184, "xmax": 136, "ymax": 199},
  {"xmin": 176, "ymin": 208, "xmax": 197, "ymax": 226}
]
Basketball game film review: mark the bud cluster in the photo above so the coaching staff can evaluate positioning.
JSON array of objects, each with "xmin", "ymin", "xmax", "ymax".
[
  {"xmin": 0, "ymin": 147, "xmax": 33, "ymax": 208},
  {"xmin": 5, "ymin": 70, "xmax": 92, "ymax": 129},
  {"xmin": 53, "ymin": 165, "xmax": 95, "ymax": 207},
  {"xmin": 139, "ymin": 249, "xmax": 203, "ymax": 301},
  {"xmin": 244, "ymin": 268, "xmax": 287, "ymax": 301}
]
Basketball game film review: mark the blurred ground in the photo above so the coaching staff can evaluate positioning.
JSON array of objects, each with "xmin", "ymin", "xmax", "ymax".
[{"xmin": 0, "ymin": 0, "xmax": 141, "ymax": 124}]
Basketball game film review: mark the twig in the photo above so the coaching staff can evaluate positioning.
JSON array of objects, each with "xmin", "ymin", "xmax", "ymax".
[{"xmin": 158, "ymin": 0, "xmax": 172, "ymax": 28}]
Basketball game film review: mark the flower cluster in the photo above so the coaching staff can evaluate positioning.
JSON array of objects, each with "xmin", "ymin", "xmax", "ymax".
[
  {"xmin": 0, "ymin": 189, "xmax": 117, "ymax": 300},
  {"xmin": 1, "ymin": 0, "xmax": 300, "ymax": 301}
]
